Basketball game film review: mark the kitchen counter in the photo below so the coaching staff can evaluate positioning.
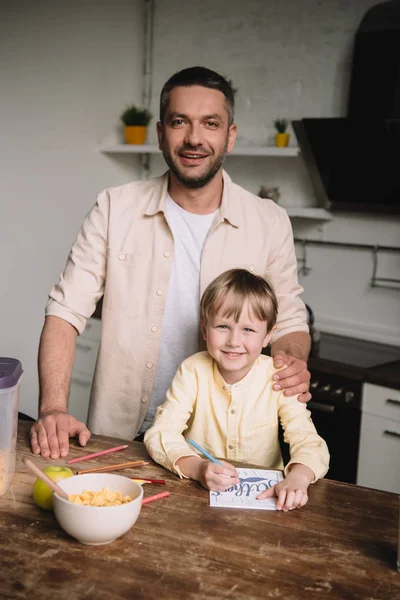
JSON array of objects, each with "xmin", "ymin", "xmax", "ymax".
[
  {"xmin": 308, "ymin": 355, "xmax": 365, "ymax": 381},
  {"xmin": 308, "ymin": 356, "xmax": 400, "ymax": 391},
  {"xmin": 366, "ymin": 359, "xmax": 400, "ymax": 390},
  {"xmin": 307, "ymin": 332, "xmax": 400, "ymax": 389}
]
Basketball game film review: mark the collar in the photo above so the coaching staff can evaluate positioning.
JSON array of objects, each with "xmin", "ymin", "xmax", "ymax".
[
  {"xmin": 143, "ymin": 172, "xmax": 170, "ymax": 216},
  {"xmin": 218, "ymin": 170, "xmax": 240, "ymax": 228},
  {"xmin": 143, "ymin": 170, "xmax": 240, "ymax": 228},
  {"xmin": 212, "ymin": 355, "xmax": 260, "ymax": 392}
]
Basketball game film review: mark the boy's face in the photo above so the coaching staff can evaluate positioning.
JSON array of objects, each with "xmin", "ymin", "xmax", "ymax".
[{"xmin": 201, "ymin": 300, "xmax": 272, "ymax": 385}]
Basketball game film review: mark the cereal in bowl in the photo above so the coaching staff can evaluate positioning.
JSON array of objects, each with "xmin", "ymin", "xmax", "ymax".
[{"xmin": 68, "ymin": 486, "xmax": 132, "ymax": 506}]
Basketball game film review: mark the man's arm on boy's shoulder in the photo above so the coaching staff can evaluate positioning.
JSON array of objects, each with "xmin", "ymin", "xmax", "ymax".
[
  {"xmin": 276, "ymin": 390, "xmax": 330, "ymax": 482},
  {"xmin": 144, "ymin": 361, "xmax": 199, "ymax": 476},
  {"xmin": 265, "ymin": 209, "xmax": 311, "ymax": 403},
  {"xmin": 271, "ymin": 331, "xmax": 312, "ymax": 402}
]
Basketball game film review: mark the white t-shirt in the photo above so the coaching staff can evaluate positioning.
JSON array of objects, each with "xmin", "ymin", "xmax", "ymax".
[{"xmin": 140, "ymin": 194, "xmax": 216, "ymax": 432}]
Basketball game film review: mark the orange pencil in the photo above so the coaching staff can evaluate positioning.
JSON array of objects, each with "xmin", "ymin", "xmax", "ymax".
[{"xmin": 77, "ymin": 460, "xmax": 148, "ymax": 474}]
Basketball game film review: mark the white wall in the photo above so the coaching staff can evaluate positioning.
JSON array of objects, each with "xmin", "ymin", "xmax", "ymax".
[
  {"xmin": 2, "ymin": 0, "xmax": 399, "ymax": 419},
  {"xmin": 0, "ymin": 0, "xmax": 144, "ymax": 416},
  {"xmin": 147, "ymin": 0, "xmax": 400, "ymax": 345}
]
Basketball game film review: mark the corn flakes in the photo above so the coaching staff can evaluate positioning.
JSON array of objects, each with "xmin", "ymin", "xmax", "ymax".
[{"xmin": 68, "ymin": 486, "xmax": 132, "ymax": 506}]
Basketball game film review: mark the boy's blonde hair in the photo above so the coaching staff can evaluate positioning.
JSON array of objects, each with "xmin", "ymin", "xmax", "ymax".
[{"xmin": 200, "ymin": 269, "xmax": 278, "ymax": 334}]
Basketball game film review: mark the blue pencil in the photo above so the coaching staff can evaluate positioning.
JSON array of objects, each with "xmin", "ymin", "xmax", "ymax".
[{"xmin": 188, "ymin": 439, "xmax": 223, "ymax": 465}]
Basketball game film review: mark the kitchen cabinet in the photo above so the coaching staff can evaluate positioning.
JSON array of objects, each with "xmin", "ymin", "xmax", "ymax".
[
  {"xmin": 357, "ymin": 382, "xmax": 400, "ymax": 493},
  {"xmin": 68, "ymin": 318, "xmax": 101, "ymax": 424}
]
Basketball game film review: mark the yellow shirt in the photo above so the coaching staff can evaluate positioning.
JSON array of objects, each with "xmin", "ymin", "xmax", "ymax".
[
  {"xmin": 144, "ymin": 352, "xmax": 329, "ymax": 482},
  {"xmin": 46, "ymin": 170, "xmax": 308, "ymax": 439}
]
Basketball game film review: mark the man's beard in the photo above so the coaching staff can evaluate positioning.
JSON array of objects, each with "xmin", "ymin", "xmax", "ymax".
[{"xmin": 162, "ymin": 140, "xmax": 228, "ymax": 189}]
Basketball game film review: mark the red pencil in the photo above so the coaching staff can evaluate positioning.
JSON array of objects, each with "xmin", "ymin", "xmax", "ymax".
[
  {"xmin": 142, "ymin": 491, "xmax": 170, "ymax": 505},
  {"xmin": 66, "ymin": 444, "xmax": 129, "ymax": 465},
  {"xmin": 132, "ymin": 478, "xmax": 166, "ymax": 485}
]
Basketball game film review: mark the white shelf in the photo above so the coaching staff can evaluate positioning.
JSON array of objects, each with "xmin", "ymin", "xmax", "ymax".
[
  {"xmin": 101, "ymin": 144, "xmax": 159, "ymax": 154},
  {"xmin": 99, "ymin": 145, "xmax": 330, "ymax": 221},
  {"xmin": 100, "ymin": 144, "xmax": 300, "ymax": 157},
  {"xmin": 231, "ymin": 146, "xmax": 299, "ymax": 157},
  {"xmin": 284, "ymin": 207, "xmax": 332, "ymax": 221}
]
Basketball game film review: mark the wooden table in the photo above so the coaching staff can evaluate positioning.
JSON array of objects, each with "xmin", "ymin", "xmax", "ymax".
[{"xmin": 0, "ymin": 421, "xmax": 399, "ymax": 600}]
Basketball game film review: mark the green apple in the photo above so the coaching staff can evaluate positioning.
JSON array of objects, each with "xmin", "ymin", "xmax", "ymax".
[{"xmin": 32, "ymin": 465, "xmax": 74, "ymax": 511}]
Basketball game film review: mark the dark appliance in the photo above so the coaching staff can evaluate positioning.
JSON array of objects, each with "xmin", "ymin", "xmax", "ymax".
[
  {"xmin": 307, "ymin": 365, "xmax": 363, "ymax": 484},
  {"xmin": 277, "ymin": 331, "xmax": 400, "ymax": 484},
  {"xmin": 292, "ymin": 118, "xmax": 400, "ymax": 214},
  {"xmin": 305, "ymin": 303, "xmax": 320, "ymax": 356},
  {"xmin": 348, "ymin": 0, "xmax": 400, "ymax": 120},
  {"xmin": 306, "ymin": 333, "xmax": 400, "ymax": 484},
  {"xmin": 292, "ymin": 1, "xmax": 400, "ymax": 215}
]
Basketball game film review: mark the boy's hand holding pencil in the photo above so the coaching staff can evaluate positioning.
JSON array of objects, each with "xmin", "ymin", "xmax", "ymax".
[
  {"xmin": 199, "ymin": 459, "xmax": 240, "ymax": 492},
  {"xmin": 177, "ymin": 455, "xmax": 239, "ymax": 491},
  {"xmin": 176, "ymin": 439, "xmax": 239, "ymax": 492}
]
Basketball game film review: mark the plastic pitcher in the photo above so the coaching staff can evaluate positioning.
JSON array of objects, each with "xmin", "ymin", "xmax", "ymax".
[{"xmin": 0, "ymin": 358, "xmax": 23, "ymax": 496}]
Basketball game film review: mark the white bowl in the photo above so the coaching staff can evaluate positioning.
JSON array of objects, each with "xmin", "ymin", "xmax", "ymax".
[{"xmin": 52, "ymin": 473, "xmax": 143, "ymax": 545}]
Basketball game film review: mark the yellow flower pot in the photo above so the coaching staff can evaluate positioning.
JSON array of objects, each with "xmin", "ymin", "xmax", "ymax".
[
  {"xmin": 275, "ymin": 133, "xmax": 290, "ymax": 147},
  {"xmin": 124, "ymin": 126, "xmax": 147, "ymax": 145}
]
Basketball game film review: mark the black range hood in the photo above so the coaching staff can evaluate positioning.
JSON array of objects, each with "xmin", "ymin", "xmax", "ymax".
[
  {"xmin": 293, "ymin": 1, "xmax": 400, "ymax": 215},
  {"xmin": 292, "ymin": 117, "xmax": 400, "ymax": 214}
]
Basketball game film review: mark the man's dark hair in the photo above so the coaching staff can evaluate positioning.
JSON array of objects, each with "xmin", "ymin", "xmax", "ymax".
[{"xmin": 159, "ymin": 66, "xmax": 235, "ymax": 126}]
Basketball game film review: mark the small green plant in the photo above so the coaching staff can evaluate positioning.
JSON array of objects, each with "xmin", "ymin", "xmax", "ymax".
[
  {"xmin": 274, "ymin": 118, "xmax": 289, "ymax": 133},
  {"xmin": 120, "ymin": 104, "xmax": 152, "ymax": 126}
]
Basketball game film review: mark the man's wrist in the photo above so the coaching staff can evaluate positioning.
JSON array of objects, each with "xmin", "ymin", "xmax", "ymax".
[
  {"xmin": 271, "ymin": 331, "xmax": 311, "ymax": 361},
  {"xmin": 38, "ymin": 401, "xmax": 68, "ymax": 418}
]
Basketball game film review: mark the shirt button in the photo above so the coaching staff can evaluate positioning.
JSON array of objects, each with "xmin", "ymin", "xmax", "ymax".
[
  {"xmin": 164, "ymin": 251, "xmax": 170, "ymax": 258},
  {"xmin": 156, "ymin": 289, "xmax": 163, "ymax": 296},
  {"xmin": 228, "ymin": 444, "xmax": 234, "ymax": 450},
  {"xmin": 141, "ymin": 397, "xmax": 147, "ymax": 404},
  {"xmin": 119, "ymin": 253, "xmax": 126, "ymax": 261},
  {"xmin": 248, "ymin": 264, "xmax": 255, "ymax": 272},
  {"xmin": 146, "ymin": 362, "xmax": 153, "ymax": 369},
  {"xmin": 151, "ymin": 326, "xmax": 158, "ymax": 333},
  {"xmin": 231, "ymin": 409, "xmax": 236, "ymax": 414}
]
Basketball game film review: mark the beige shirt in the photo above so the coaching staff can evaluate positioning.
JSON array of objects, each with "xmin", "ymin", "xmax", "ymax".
[
  {"xmin": 46, "ymin": 170, "xmax": 308, "ymax": 439},
  {"xmin": 144, "ymin": 352, "xmax": 329, "ymax": 482}
]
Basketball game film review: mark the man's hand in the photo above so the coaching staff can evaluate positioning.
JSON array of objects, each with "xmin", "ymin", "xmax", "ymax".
[
  {"xmin": 272, "ymin": 351, "xmax": 311, "ymax": 402},
  {"xmin": 257, "ymin": 464, "xmax": 313, "ymax": 511},
  {"xmin": 30, "ymin": 411, "xmax": 91, "ymax": 459}
]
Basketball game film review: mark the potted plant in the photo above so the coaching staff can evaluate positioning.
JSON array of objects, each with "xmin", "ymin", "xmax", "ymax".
[
  {"xmin": 273, "ymin": 118, "xmax": 290, "ymax": 147},
  {"xmin": 120, "ymin": 104, "xmax": 152, "ymax": 145}
]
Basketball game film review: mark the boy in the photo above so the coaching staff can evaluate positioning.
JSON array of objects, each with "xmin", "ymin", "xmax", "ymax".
[{"xmin": 145, "ymin": 269, "xmax": 329, "ymax": 511}]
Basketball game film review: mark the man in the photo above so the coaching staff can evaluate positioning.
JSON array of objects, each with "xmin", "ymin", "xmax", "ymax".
[{"xmin": 30, "ymin": 67, "xmax": 311, "ymax": 459}]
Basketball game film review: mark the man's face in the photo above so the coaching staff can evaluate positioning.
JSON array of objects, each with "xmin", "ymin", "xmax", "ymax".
[{"xmin": 157, "ymin": 85, "xmax": 237, "ymax": 188}]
